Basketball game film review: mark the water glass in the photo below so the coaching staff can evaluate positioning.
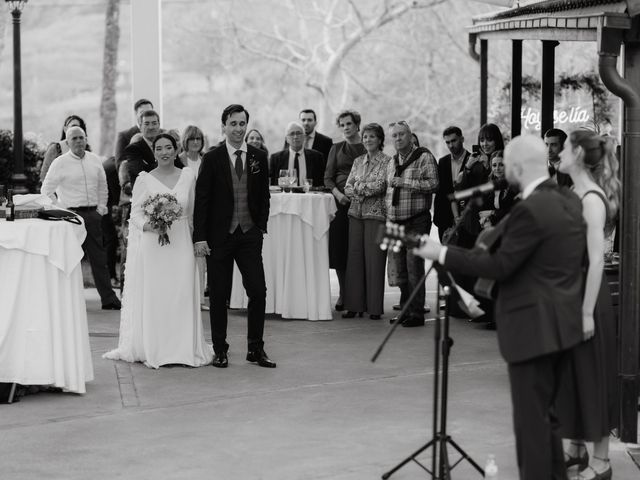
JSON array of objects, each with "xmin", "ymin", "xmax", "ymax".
[
  {"xmin": 278, "ymin": 169, "xmax": 289, "ymax": 190},
  {"xmin": 287, "ymin": 169, "xmax": 298, "ymax": 192},
  {"xmin": 303, "ymin": 179, "xmax": 312, "ymax": 193}
]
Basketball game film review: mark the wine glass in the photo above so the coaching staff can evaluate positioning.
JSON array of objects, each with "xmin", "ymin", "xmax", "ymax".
[
  {"xmin": 287, "ymin": 169, "xmax": 298, "ymax": 192},
  {"xmin": 278, "ymin": 169, "xmax": 288, "ymax": 191},
  {"xmin": 302, "ymin": 178, "xmax": 312, "ymax": 193}
]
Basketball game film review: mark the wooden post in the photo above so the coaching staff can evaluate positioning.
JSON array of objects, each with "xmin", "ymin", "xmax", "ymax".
[
  {"xmin": 511, "ymin": 40, "xmax": 523, "ymax": 137},
  {"xmin": 540, "ymin": 41, "xmax": 558, "ymax": 137},
  {"xmin": 130, "ymin": 0, "xmax": 163, "ymax": 120},
  {"xmin": 480, "ymin": 39, "xmax": 488, "ymax": 126}
]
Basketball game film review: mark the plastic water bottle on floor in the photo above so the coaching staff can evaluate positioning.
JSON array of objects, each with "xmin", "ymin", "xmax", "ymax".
[{"xmin": 484, "ymin": 454, "xmax": 498, "ymax": 479}]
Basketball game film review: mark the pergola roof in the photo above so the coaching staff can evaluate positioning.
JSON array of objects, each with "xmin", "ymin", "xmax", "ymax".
[{"xmin": 469, "ymin": 0, "xmax": 634, "ymax": 41}]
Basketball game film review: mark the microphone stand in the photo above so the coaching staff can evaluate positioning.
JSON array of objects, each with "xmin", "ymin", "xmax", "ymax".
[{"xmin": 373, "ymin": 200, "xmax": 485, "ymax": 480}]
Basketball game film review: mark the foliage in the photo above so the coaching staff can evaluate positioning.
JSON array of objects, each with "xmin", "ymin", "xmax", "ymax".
[
  {"xmin": 558, "ymin": 71, "xmax": 613, "ymax": 123},
  {"xmin": 0, "ymin": 130, "xmax": 45, "ymax": 193}
]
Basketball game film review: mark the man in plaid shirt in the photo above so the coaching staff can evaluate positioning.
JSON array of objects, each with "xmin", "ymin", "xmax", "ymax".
[{"xmin": 386, "ymin": 121, "xmax": 439, "ymax": 326}]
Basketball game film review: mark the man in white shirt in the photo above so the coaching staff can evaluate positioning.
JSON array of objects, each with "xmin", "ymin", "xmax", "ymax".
[
  {"xmin": 42, "ymin": 126, "xmax": 121, "ymax": 310},
  {"xmin": 269, "ymin": 122, "xmax": 324, "ymax": 187}
]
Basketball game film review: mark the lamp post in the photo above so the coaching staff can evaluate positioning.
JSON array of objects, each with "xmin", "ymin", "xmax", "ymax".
[{"xmin": 6, "ymin": 0, "xmax": 27, "ymax": 194}]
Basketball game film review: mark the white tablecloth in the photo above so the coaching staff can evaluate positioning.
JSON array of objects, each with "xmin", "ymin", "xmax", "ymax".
[
  {"xmin": 230, "ymin": 192, "xmax": 337, "ymax": 320},
  {"xmin": 0, "ymin": 219, "xmax": 94, "ymax": 394}
]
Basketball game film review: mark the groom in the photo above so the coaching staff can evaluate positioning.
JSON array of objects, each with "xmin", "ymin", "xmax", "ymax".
[{"xmin": 193, "ymin": 104, "xmax": 275, "ymax": 368}]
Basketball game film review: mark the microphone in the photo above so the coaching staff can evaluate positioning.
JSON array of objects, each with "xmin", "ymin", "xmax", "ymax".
[{"xmin": 448, "ymin": 179, "xmax": 509, "ymax": 201}]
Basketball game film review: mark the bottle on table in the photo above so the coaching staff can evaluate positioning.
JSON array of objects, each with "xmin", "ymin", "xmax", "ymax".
[
  {"xmin": 5, "ymin": 188, "xmax": 15, "ymax": 222},
  {"xmin": 484, "ymin": 454, "xmax": 498, "ymax": 479}
]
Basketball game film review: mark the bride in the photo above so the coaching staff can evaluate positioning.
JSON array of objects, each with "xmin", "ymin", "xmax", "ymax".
[{"xmin": 104, "ymin": 133, "xmax": 213, "ymax": 368}]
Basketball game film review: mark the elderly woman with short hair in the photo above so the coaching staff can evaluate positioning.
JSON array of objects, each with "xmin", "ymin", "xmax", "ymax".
[{"xmin": 342, "ymin": 123, "xmax": 390, "ymax": 319}]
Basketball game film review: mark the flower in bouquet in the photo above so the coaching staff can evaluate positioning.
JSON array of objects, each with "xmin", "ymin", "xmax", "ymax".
[{"xmin": 141, "ymin": 193, "xmax": 183, "ymax": 246}]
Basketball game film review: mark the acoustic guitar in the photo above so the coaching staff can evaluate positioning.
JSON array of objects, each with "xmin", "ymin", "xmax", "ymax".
[{"xmin": 377, "ymin": 216, "xmax": 509, "ymax": 301}]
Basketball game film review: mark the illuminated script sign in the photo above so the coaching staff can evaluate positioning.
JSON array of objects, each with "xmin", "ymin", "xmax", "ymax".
[{"xmin": 521, "ymin": 106, "xmax": 590, "ymax": 130}]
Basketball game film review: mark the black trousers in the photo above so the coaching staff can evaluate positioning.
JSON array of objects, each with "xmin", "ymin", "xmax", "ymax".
[
  {"xmin": 206, "ymin": 226, "xmax": 266, "ymax": 353},
  {"xmin": 507, "ymin": 351, "xmax": 569, "ymax": 480},
  {"xmin": 74, "ymin": 209, "xmax": 119, "ymax": 305},
  {"xmin": 101, "ymin": 206, "xmax": 118, "ymax": 279}
]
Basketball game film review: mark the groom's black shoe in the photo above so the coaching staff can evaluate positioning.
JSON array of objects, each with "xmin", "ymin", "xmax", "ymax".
[
  {"xmin": 246, "ymin": 349, "xmax": 276, "ymax": 368},
  {"xmin": 212, "ymin": 352, "xmax": 228, "ymax": 368}
]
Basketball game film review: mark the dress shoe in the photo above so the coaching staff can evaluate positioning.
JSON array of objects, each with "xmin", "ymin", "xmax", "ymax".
[
  {"xmin": 392, "ymin": 304, "xmax": 430, "ymax": 313},
  {"xmin": 389, "ymin": 315, "xmax": 403, "ymax": 325},
  {"xmin": 565, "ymin": 441, "xmax": 589, "ymax": 469},
  {"xmin": 246, "ymin": 349, "xmax": 276, "ymax": 368},
  {"xmin": 369, "ymin": 314, "xmax": 381, "ymax": 320},
  {"xmin": 200, "ymin": 304, "xmax": 210, "ymax": 311},
  {"xmin": 212, "ymin": 352, "xmax": 228, "ymax": 368},
  {"xmin": 102, "ymin": 301, "xmax": 121, "ymax": 310},
  {"xmin": 342, "ymin": 311, "xmax": 363, "ymax": 318},
  {"xmin": 402, "ymin": 317, "xmax": 425, "ymax": 328},
  {"xmin": 334, "ymin": 302, "xmax": 345, "ymax": 311}
]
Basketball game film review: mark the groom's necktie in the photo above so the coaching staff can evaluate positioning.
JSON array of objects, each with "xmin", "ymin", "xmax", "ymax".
[
  {"xmin": 294, "ymin": 152, "xmax": 300, "ymax": 183},
  {"xmin": 234, "ymin": 150, "xmax": 243, "ymax": 179}
]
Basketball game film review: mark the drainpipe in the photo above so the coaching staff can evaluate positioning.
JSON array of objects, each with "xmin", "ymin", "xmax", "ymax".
[
  {"xmin": 468, "ymin": 34, "xmax": 480, "ymax": 62},
  {"xmin": 598, "ymin": 25, "xmax": 640, "ymax": 444}
]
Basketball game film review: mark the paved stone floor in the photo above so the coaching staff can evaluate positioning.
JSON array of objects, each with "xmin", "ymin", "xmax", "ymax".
[{"xmin": 1, "ymin": 276, "xmax": 639, "ymax": 480}]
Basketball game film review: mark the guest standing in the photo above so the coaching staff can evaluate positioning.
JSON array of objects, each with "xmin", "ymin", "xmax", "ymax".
[
  {"xmin": 179, "ymin": 125, "xmax": 209, "ymax": 311},
  {"xmin": 103, "ymin": 133, "xmax": 212, "ymax": 368},
  {"xmin": 115, "ymin": 98, "xmax": 154, "ymax": 166},
  {"xmin": 269, "ymin": 122, "xmax": 325, "ymax": 187},
  {"xmin": 544, "ymin": 128, "xmax": 573, "ymax": 187},
  {"xmin": 486, "ymin": 150, "xmax": 518, "ymax": 227},
  {"xmin": 385, "ymin": 121, "xmax": 439, "ymax": 327},
  {"xmin": 556, "ymin": 130, "xmax": 620, "ymax": 480},
  {"xmin": 324, "ymin": 110, "xmax": 366, "ymax": 311},
  {"xmin": 40, "ymin": 115, "xmax": 90, "ymax": 183},
  {"xmin": 246, "ymin": 129, "xmax": 269, "ymax": 157},
  {"xmin": 342, "ymin": 123, "xmax": 390, "ymax": 320},
  {"xmin": 41, "ymin": 126, "xmax": 121, "ymax": 310},
  {"xmin": 433, "ymin": 126, "xmax": 470, "ymax": 241}
]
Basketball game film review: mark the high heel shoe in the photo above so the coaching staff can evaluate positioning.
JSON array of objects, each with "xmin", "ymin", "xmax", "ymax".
[
  {"xmin": 576, "ymin": 458, "xmax": 611, "ymax": 480},
  {"xmin": 342, "ymin": 311, "xmax": 363, "ymax": 318},
  {"xmin": 565, "ymin": 441, "xmax": 589, "ymax": 469},
  {"xmin": 335, "ymin": 303, "xmax": 345, "ymax": 311}
]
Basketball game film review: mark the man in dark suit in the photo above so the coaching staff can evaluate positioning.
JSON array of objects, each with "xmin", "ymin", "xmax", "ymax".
[
  {"xmin": 193, "ymin": 104, "xmax": 275, "ymax": 369},
  {"xmin": 433, "ymin": 126, "xmax": 470, "ymax": 241},
  {"xmin": 269, "ymin": 122, "xmax": 324, "ymax": 187},
  {"xmin": 119, "ymin": 109, "xmax": 161, "ymax": 194},
  {"xmin": 114, "ymin": 98, "xmax": 153, "ymax": 167},
  {"xmin": 102, "ymin": 155, "xmax": 120, "ymax": 285},
  {"xmin": 544, "ymin": 128, "xmax": 573, "ymax": 187},
  {"xmin": 414, "ymin": 135, "xmax": 586, "ymax": 480}
]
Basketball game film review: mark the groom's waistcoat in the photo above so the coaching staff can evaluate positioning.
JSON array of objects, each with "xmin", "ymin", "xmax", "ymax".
[{"xmin": 229, "ymin": 166, "xmax": 254, "ymax": 233}]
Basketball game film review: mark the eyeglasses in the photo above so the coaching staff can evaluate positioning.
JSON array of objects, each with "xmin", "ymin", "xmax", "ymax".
[{"xmin": 389, "ymin": 120, "xmax": 409, "ymax": 128}]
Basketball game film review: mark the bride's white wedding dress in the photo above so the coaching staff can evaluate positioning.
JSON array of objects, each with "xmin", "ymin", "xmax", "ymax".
[{"xmin": 104, "ymin": 167, "xmax": 213, "ymax": 368}]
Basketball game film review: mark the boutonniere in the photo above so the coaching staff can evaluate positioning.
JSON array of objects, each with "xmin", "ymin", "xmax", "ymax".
[{"xmin": 249, "ymin": 156, "xmax": 261, "ymax": 174}]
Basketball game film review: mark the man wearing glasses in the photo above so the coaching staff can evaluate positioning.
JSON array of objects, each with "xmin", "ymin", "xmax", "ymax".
[
  {"xmin": 269, "ymin": 122, "xmax": 324, "ymax": 187},
  {"xmin": 386, "ymin": 121, "xmax": 439, "ymax": 327}
]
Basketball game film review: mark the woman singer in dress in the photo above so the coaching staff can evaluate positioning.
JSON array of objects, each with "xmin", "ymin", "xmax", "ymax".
[
  {"xmin": 324, "ymin": 110, "xmax": 366, "ymax": 311},
  {"xmin": 556, "ymin": 130, "xmax": 620, "ymax": 480},
  {"xmin": 342, "ymin": 123, "xmax": 390, "ymax": 320}
]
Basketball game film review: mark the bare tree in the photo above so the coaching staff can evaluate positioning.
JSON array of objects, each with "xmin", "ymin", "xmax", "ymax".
[
  {"xmin": 229, "ymin": 0, "xmax": 446, "ymax": 131},
  {"xmin": 98, "ymin": 0, "xmax": 120, "ymax": 157}
]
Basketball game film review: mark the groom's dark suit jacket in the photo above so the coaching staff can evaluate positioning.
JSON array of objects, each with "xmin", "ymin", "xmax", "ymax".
[
  {"xmin": 444, "ymin": 180, "xmax": 585, "ymax": 364},
  {"xmin": 193, "ymin": 143, "xmax": 270, "ymax": 248},
  {"xmin": 268, "ymin": 148, "xmax": 325, "ymax": 187}
]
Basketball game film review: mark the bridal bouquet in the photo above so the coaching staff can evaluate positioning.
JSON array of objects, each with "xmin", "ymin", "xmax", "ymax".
[{"xmin": 141, "ymin": 193, "xmax": 183, "ymax": 246}]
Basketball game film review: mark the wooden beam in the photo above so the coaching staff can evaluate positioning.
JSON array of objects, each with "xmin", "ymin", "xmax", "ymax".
[
  {"xmin": 540, "ymin": 40, "xmax": 558, "ymax": 137},
  {"xmin": 480, "ymin": 39, "xmax": 488, "ymax": 127},
  {"xmin": 511, "ymin": 40, "xmax": 523, "ymax": 137}
]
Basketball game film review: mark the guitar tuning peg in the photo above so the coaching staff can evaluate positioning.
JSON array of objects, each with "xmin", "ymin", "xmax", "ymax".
[{"xmin": 380, "ymin": 243, "xmax": 388, "ymax": 251}]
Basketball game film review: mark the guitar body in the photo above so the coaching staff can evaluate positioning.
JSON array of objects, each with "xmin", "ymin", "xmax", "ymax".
[{"xmin": 472, "ymin": 215, "xmax": 510, "ymax": 299}]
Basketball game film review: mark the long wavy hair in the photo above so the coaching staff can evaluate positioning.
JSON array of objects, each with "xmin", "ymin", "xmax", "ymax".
[{"xmin": 567, "ymin": 130, "xmax": 621, "ymax": 234}]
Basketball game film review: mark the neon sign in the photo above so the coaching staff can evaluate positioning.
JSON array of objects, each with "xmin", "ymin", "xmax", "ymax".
[{"xmin": 521, "ymin": 106, "xmax": 590, "ymax": 130}]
